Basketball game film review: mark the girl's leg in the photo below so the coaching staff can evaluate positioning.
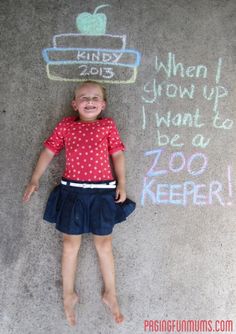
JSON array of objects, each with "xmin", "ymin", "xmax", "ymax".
[
  {"xmin": 93, "ymin": 234, "xmax": 124, "ymax": 323},
  {"xmin": 61, "ymin": 233, "xmax": 82, "ymax": 326}
]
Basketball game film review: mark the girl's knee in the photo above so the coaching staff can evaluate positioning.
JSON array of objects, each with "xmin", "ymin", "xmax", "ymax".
[
  {"xmin": 93, "ymin": 235, "xmax": 112, "ymax": 254},
  {"xmin": 63, "ymin": 234, "xmax": 82, "ymax": 253}
]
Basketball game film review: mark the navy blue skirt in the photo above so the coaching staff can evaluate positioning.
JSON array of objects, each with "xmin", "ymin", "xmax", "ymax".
[{"xmin": 43, "ymin": 178, "xmax": 136, "ymax": 235}]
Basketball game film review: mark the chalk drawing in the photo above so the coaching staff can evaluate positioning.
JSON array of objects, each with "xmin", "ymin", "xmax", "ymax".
[
  {"xmin": 140, "ymin": 148, "xmax": 233, "ymax": 207},
  {"xmin": 202, "ymin": 85, "xmax": 228, "ymax": 112},
  {"xmin": 215, "ymin": 57, "xmax": 222, "ymax": 84},
  {"xmin": 227, "ymin": 165, "xmax": 233, "ymax": 205},
  {"xmin": 139, "ymin": 53, "xmax": 233, "ymax": 208},
  {"xmin": 42, "ymin": 4, "xmax": 141, "ymax": 83},
  {"xmin": 154, "ymin": 109, "xmax": 204, "ymax": 128},
  {"xmin": 142, "ymin": 106, "xmax": 146, "ymax": 130},
  {"xmin": 213, "ymin": 112, "xmax": 233, "ymax": 129},
  {"xmin": 140, "ymin": 53, "xmax": 233, "ymax": 150},
  {"xmin": 155, "ymin": 52, "xmax": 208, "ymax": 79},
  {"xmin": 42, "ymin": 48, "xmax": 140, "ymax": 66},
  {"xmin": 142, "ymin": 79, "xmax": 195, "ymax": 104},
  {"xmin": 144, "ymin": 149, "xmax": 208, "ymax": 177},
  {"xmin": 156, "ymin": 130, "xmax": 184, "ymax": 147},
  {"xmin": 52, "ymin": 33, "xmax": 127, "ymax": 49},
  {"xmin": 76, "ymin": 4, "xmax": 111, "ymax": 36}
]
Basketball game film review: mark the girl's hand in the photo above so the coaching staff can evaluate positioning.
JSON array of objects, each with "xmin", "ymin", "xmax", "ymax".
[
  {"xmin": 22, "ymin": 181, "xmax": 39, "ymax": 203},
  {"xmin": 115, "ymin": 184, "xmax": 127, "ymax": 203}
]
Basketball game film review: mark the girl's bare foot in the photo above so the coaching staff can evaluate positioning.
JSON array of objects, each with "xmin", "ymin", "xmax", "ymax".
[
  {"xmin": 102, "ymin": 291, "xmax": 124, "ymax": 324},
  {"xmin": 63, "ymin": 292, "xmax": 79, "ymax": 326}
]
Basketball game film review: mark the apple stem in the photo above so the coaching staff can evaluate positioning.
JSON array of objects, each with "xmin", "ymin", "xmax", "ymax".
[{"xmin": 93, "ymin": 4, "xmax": 111, "ymax": 14}]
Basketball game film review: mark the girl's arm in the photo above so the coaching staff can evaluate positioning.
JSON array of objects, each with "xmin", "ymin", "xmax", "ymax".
[
  {"xmin": 111, "ymin": 150, "xmax": 126, "ymax": 203},
  {"xmin": 22, "ymin": 147, "xmax": 55, "ymax": 202}
]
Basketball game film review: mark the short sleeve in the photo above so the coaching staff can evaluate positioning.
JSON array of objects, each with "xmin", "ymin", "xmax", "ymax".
[
  {"xmin": 107, "ymin": 119, "xmax": 125, "ymax": 155},
  {"xmin": 43, "ymin": 118, "xmax": 67, "ymax": 155}
]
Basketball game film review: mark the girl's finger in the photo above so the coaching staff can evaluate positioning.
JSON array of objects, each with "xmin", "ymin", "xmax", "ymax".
[
  {"xmin": 118, "ymin": 192, "xmax": 127, "ymax": 202},
  {"xmin": 23, "ymin": 186, "xmax": 36, "ymax": 202},
  {"xmin": 23, "ymin": 193, "xmax": 29, "ymax": 202},
  {"xmin": 115, "ymin": 189, "xmax": 120, "ymax": 199},
  {"xmin": 115, "ymin": 192, "xmax": 126, "ymax": 203},
  {"xmin": 23, "ymin": 190, "xmax": 32, "ymax": 202},
  {"xmin": 115, "ymin": 197, "xmax": 124, "ymax": 203}
]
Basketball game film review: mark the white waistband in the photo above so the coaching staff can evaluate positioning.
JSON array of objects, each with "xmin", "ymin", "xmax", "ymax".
[{"xmin": 61, "ymin": 180, "xmax": 116, "ymax": 189}]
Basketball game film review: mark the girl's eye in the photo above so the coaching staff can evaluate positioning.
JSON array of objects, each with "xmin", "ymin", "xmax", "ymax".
[{"xmin": 79, "ymin": 97, "xmax": 102, "ymax": 102}]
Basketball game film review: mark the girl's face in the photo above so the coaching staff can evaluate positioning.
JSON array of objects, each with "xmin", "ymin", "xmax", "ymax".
[{"xmin": 72, "ymin": 83, "xmax": 106, "ymax": 122}]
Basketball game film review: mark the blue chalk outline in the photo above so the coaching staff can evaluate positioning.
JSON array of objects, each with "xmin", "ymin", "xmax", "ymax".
[{"xmin": 42, "ymin": 47, "xmax": 141, "ymax": 68}]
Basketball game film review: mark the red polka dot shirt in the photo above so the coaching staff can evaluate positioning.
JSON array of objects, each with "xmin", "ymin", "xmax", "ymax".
[{"xmin": 43, "ymin": 116, "xmax": 125, "ymax": 181}]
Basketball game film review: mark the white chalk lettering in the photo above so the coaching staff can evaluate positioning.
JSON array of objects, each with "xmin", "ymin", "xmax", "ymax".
[
  {"xmin": 77, "ymin": 50, "xmax": 122, "ymax": 63},
  {"xmin": 155, "ymin": 52, "xmax": 208, "ymax": 79}
]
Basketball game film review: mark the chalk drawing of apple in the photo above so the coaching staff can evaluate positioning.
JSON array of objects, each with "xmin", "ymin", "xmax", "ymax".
[{"xmin": 76, "ymin": 4, "xmax": 111, "ymax": 35}]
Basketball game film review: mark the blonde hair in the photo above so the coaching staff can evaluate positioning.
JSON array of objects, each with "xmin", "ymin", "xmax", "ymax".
[{"xmin": 73, "ymin": 80, "xmax": 107, "ymax": 101}]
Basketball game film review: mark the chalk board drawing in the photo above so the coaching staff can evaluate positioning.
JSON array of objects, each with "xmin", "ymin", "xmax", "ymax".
[{"xmin": 42, "ymin": 4, "xmax": 141, "ymax": 83}]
